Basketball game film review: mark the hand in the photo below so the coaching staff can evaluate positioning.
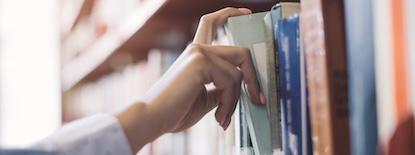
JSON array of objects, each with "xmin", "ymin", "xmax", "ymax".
[
  {"xmin": 117, "ymin": 7, "xmax": 263, "ymax": 153},
  {"xmin": 145, "ymin": 43, "xmax": 264, "ymax": 132}
]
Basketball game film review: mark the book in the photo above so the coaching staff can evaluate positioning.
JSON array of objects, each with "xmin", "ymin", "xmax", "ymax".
[
  {"xmin": 343, "ymin": 0, "xmax": 378, "ymax": 155},
  {"xmin": 298, "ymin": 13, "xmax": 314, "ymax": 155},
  {"xmin": 264, "ymin": 13, "xmax": 282, "ymax": 153},
  {"xmin": 300, "ymin": 0, "xmax": 351, "ymax": 154},
  {"xmin": 224, "ymin": 11, "xmax": 276, "ymax": 155},
  {"xmin": 275, "ymin": 15, "xmax": 303, "ymax": 155},
  {"xmin": 269, "ymin": 3, "xmax": 302, "ymax": 155},
  {"xmin": 374, "ymin": 0, "xmax": 415, "ymax": 154}
]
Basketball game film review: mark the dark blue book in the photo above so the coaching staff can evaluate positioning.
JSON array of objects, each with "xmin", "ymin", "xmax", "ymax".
[
  {"xmin": 276, "ymin": 15, "xmax": 303, "ymax": 155},
  {"xmin": 344, "ymin": 0, "xmax": 378, "ymax": 155}
]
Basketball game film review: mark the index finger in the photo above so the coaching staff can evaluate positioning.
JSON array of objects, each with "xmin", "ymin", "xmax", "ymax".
[
  {"xmin": 193, "ymin": 7, "xmax": 252, "ymax": 44},
  {"xmin": 211, "ymin": 7, "xmax": 252, "ymax": 27}
]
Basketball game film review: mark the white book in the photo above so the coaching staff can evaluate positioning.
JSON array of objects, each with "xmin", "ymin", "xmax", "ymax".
[{"xmin": 373, "ymin": 0, "xmax": 396, "ymax": 151}]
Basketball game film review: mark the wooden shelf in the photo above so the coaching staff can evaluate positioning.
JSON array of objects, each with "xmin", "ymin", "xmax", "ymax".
[
  {"xmin": 61, "ymin": 0, "xmax": 168, "ymax": 90},
  {"xmin": 62, "ymin": 0, "xmax": 278, "ymax": 91}
]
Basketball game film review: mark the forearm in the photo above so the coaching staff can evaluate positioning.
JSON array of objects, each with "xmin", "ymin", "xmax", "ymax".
[{"xmin": 116, "ymin": 101, "xmax": 178, "ymax": 153}]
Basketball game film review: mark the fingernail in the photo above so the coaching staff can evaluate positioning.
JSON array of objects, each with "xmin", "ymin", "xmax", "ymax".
[
  {"xmin": 238, "ymin": 8, "xmax": 252, "ymax": 14},
  {"xmin": 260, "ymin": 93, "xmax": 266, "ymax": 105}
]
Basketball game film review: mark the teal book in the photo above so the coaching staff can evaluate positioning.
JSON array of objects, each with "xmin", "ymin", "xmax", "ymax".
[
  {"xmin": 344, "ymin": 0, "xmax": 378, "ymax": 155},
  {"xmin": 225, "ymin": 12, "xmax": 277, "ymax": 155}
]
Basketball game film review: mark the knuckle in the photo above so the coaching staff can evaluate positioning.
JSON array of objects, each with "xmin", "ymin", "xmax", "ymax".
[
  {"xmin": 223, "ymin": 7, "xmax": 236, "ymax": 12},
  {"xmin": 187, "ymin": 43, "xmax": 204, "ymax": 53},
  {"xmin": 192, "ymin": 55, "xmax": 208, "ymax": 66},
  {"xmin": 192, "ymin": 52, "xmax": 207, "ymax": 65},
  {"xmin": 186, "ymin": 44, "xmax": 209, "ymax": 67},
  {"xmin": 200, "ymin": 14, "xmax": 213, "ymax": 23}
]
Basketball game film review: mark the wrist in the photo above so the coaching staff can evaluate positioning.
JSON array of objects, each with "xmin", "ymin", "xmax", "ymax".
[
  {"xmin": 116, "ymin": 103, "xmax": 146, "ymax": 153},
  {"xmin": 117, "ymin": 102, "xmax": 167, "ymax": 153}
]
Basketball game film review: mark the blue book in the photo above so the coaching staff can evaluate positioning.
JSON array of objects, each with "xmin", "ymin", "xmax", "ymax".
[
  {"xmin": 344, "ymin": 0, "xmax": 378, "ymax": 155},
  {"xmin": 270, "ymin": 3, "xmax": 303, "ymax": 155},
  {"xmin": 276, "ymin": 15, "xmax": 303, "ymax": 155}
]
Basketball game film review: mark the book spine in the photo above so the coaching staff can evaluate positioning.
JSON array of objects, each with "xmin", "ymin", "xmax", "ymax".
[
  {"xmin": 277, "ymin": 15, "xmax": 302, "ymax": 155},
  {"xmin": 301, "ymin": 0, "xmax": 350, "ymax": 154},
  {"xmin": 320, "ymin": 0, "xmax": 351, "ymax": 154},
  {"xmin": 301, "ymin": 0, "xmax": 333, "ymax": 154},
  {"xmin": 264, "ymin": 13, "xmax": 283, "ymax": 151},
  {"xmin": 270, "ymin": 5, "xmax": 284, "ymax": 153},
  {"xmin": 299, "ymin": 15, "xmax": 314, "ymax": 155},
  {"xmin": 373, "ymin": 0, "xmax": 396, "ymax": 154},
  {"xmin": 344, "ymin": 0, "xmax": 378, "ymax": 155}
]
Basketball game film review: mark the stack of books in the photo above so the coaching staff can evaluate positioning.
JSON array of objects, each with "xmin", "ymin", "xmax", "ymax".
[{"xmin": 214, "ymin": 0, "xmax": 415, "ymax": 155}]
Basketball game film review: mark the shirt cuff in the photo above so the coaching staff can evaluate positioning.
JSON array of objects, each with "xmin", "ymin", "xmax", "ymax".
[{"xmin": 31, "ymin": 114, "xmax": 133, "ymax": 155}]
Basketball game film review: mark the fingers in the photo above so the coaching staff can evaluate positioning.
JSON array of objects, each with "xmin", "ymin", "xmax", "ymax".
[
  {"xmin": 185, "ymin": 43, "xmax": 262, "ymax": 129},
  {"xmin": 198, "ymin": 45, "xmax": 262, "ymax": 105},
  {"xmin": 193, "ymin": 7, "xmax": 252, "ymax": 44},
  {"xmin": 203, "ymin": 51, "xmax": 242, "ymax": 129}
]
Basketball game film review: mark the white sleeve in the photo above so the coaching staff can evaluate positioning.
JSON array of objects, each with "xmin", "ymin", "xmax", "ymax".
[{"xmin": 30, "ymin": 114, "xmax": 133, "ymax": 155}]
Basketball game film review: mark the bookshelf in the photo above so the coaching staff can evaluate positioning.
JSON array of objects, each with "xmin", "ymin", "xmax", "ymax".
[
  {"xmin": 60, "ymin": 1, "xmax": 281, "ymax": 155},
  {"xmin": 61, "ymin": 0, "xmax": 168, "ymax": 90},
  {"xmin": 60, "ymin": 0, "xmax": 415, "ymax": 155},
  {"xmin": 60, "ymin": 1, "xmax": 278, "ymax": 154},
  {"xmin": 61, "ymin": 0, "xmax": 277, "ymax": 91}
]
